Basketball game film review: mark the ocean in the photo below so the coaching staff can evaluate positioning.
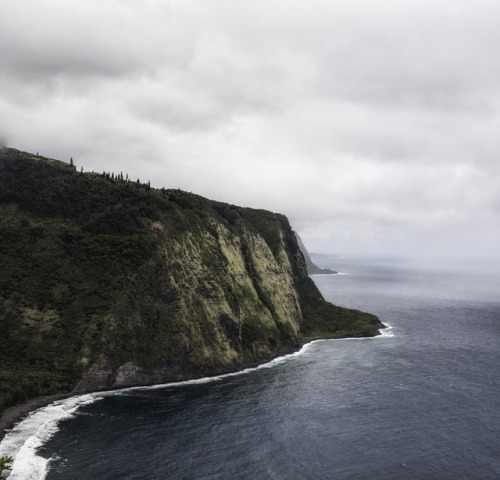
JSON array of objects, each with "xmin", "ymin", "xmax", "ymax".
[{"xmin": 1, "ymin": 255, "xmax": 499, "ymax": 479}]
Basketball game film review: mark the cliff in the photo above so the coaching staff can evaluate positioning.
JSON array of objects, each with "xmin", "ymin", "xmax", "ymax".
[
  {"xmin": 0, "ymin": 148, "xmax": 384, "ymax": 413},
  {"xmin": 294, "ymin": 232, "xmax": 338, "ymax": 275}
]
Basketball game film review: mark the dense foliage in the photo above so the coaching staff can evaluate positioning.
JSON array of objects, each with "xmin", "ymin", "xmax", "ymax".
[
  {"xmin": 0, "ymin": 148, "xmax": 382, "ymax": 415},
  {"xmin": 0, "ymin": 455, "xmax": 13, "ymax": 478}
]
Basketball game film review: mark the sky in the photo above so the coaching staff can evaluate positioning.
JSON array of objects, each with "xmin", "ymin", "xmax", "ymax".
[{"xmin": 1, "ymin": 0, "xmax": 500, "ymax": 260}]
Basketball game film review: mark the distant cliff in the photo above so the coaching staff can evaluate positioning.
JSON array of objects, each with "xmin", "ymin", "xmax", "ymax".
[
  {"xmin": 0, "ymin": 148, "xmax": 384, "ymax": 413},
  {"xmin": 294, "ymin": 232, "xmax": 337, "ymax": 275}
]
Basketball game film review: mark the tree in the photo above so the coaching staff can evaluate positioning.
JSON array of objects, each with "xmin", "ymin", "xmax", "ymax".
[
  {"xmin": 0, "ymin": 456, "xmax": 13, "ymax": 479},
  {"xmin": 70, "ymin": 157, "xmax": 74, "ymax": 167}
]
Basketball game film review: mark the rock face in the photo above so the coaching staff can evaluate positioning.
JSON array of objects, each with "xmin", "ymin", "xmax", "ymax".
[
  {"xmin": 294, "ymin": 232, "xmax": 338, "ymax": 275},
  {"xmin": 73, "ymin": 217, "xmax": 307, "ymax": 393},
  {"xmin": 0, "ymin": 148, "xmax": 384, "ymax": 410}
]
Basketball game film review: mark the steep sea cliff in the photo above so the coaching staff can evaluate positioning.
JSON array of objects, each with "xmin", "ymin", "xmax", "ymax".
[{"xmin": 0, "ymin": 148, "xmax": 383, "ymax": 416}]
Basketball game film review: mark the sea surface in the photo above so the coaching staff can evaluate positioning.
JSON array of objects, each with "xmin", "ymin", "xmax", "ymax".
[{"xmin": 1, "ymin": 255, "xmax": 500, "ymax": 479}]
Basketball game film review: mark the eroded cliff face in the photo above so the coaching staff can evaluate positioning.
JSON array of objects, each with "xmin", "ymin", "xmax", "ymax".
[
  {"xmin": 74, "ymin": 220, "xmax": 305, "ymax": 393},
  {"xmin": 0, "ymin": 148, "xmax": 384, "ymax": 410}
]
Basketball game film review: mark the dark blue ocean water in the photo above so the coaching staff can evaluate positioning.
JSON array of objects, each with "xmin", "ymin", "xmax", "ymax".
[{"xmin": 5, "ymin": 256, "xmax": 500, "ymax": 479}]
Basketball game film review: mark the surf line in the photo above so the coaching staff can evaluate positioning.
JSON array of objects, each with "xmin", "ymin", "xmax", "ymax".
[
  {"xmin": 0, "ymin": 329, "xmax": 391, "ymax": 479},
  {"xmin": 0, "ymin": 340, "xmax": 325, "ymax": 479}
]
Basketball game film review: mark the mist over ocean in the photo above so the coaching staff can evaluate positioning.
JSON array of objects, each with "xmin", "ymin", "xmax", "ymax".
[{"xmin": 2, "ymin": 255, "xmax": 500, "ymax": 479}]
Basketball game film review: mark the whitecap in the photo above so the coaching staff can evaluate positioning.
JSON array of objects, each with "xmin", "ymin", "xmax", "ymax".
[
  {"xmin": 310, "ymin": 272, "xmax": 347, "ymax": 276},
  {"xmin": 0, "ymin": 394, "xmax": 105, "ymax": 480},
  {"xmin": 125, "ymin": 341, "xmax": 323, "ymax": 393},
  {"xmin": 0, "ymin": 338, "xmax": 361, "ymax": 477},
  {"xmin": 0, "ymin": 342, "xmax": 323, "ymax": 478},
  {"xmin": 379, "ymin": 323, "xmax": 395, "ymax": 337}
]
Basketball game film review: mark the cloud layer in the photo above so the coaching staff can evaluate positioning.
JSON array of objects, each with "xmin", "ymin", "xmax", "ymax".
[{"xmin": 2, "ymin": 0, "xmax": 499, "ymax": 259}]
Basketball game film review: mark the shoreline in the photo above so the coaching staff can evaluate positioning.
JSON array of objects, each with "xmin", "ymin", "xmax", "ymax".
[
  {"xmin": 0, "ymin": 329, "xmax": 384, "ymax": 443},
  {"xmin": 0, "ymin": 393, "xmax": 71, "ymax": 441},
  {"xmin": 0, "ymin": 341, "xmax": 312, "ymax": 442}
]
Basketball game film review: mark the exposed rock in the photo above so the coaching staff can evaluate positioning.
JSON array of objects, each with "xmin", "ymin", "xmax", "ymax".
[{"xmin": 0, "ymin": 147, "xmax": 384, "ymax": 412}]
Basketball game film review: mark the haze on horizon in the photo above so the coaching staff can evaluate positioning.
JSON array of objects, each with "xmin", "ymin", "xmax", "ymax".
[{"xmin": 1, "ymin": 0, "xmax": 499, "ymax": 261}]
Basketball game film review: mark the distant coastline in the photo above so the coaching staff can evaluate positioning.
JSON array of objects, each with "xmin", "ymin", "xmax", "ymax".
[{"xmin": 294, "ymin": 232, "xmax": 338, "ymax": 275}]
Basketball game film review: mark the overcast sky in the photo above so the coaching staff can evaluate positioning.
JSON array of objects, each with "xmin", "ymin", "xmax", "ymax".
[{"xmin": 1, "ymin": 0, "xmax": 499, "ymax": 260}]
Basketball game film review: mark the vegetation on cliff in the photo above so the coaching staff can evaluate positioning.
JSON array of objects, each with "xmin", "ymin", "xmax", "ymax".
[
  {"xmin": 0, "ymin": 455, "xmax": 13, "ymax": 478},
  {"xmin": 0, "ymin": 148, "xmax": 383, "ymax": 415}
]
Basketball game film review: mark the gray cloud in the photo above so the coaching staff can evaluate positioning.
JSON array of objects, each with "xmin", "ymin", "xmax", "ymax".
[
  {"xmin": 1, "ymin": 0, "xmax": 499, "ymax": 259},
  {"xmin": 0, "ymin": 0, "xmax": 196, "ymax": 78}
]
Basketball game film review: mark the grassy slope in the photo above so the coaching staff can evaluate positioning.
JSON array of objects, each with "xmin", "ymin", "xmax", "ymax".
[{"xmin": 0, "ymin": 148, "xmax": 383, "ymax": 414}]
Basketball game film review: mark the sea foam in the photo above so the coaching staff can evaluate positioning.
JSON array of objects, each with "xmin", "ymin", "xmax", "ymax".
[
  {"xmin": 125, "ymin": 340, "xmax": 322, "ymax": 393},
  {"xmin": 0, "ymin": 339, "xmax": 346, "ymax": 478},
  {"xmin": 0, "ymin": 343, "xmax": 319, "ymax": 478},
  {"xmin": 0, "ymin": 394, "xmax": 105, "ymax": 480},
  {"xmin": 379, "ymin": 322, "xmax": 395, "ymax": 337}
]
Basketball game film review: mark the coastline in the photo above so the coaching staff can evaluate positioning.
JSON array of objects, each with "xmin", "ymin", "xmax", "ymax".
[
  {"xmin": 0, "ymin": 394, "xmax": 70, "ymax": 441},
  {"xmin": 0, "ymin": 350, "xmax": 303, "ymax": 443},
  {"xmin": 0, "ymin": 341, "xmax": 311, "ymax": 442},
  {"xmin": 0, "ymin": 329, "xmax": 384, "ymax": 443}
]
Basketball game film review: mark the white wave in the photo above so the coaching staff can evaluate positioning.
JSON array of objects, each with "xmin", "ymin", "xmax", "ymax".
[
  {"xmin": 0, "ymin": 338, "xmax": 367, "ymax": 478},
  {"xmin": 326, "ymin": 325, "xmax": 395, "ymax": 341},
  {"xmin": 0, "ymin": 394, "xmax": 105, "ymax": 480},
  {"xmin": 311, "ymin": 272, "xmax": 348, "ymax": 276},
  {"xmin": 0, "ymin": 342, "xmax": 321, "ymax": 478},
  {"xmin": 125, "ymin": 341, "xmax": 323, "ymax": 393},
  {"xmin": 379, "ymin": 323, "xmax": 395, "ymax": 337}
]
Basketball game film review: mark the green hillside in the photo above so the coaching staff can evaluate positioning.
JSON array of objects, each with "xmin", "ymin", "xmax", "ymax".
[{"xmin": 0, "ymin": 147, "xmax": 383, "ymax": 415}]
